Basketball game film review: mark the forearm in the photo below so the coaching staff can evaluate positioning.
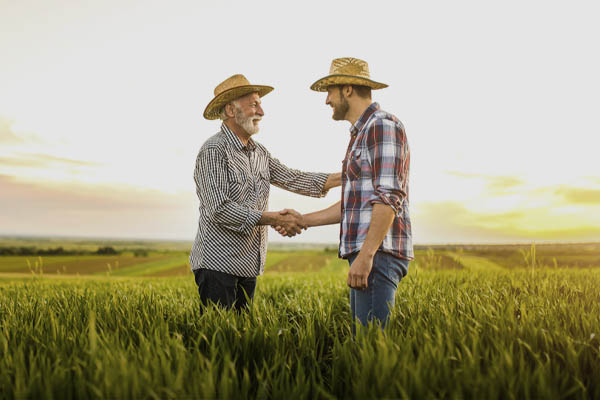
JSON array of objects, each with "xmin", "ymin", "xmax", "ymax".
[
  {"xmin": 259, "ymin": 211, "xmax": 281, "ymax": 226},
  {"xmin": 303, "ymin": 201, "xmax": 341, "ymax": 227},
  {"xmin": 273, "ymin": 172, "xmax": 330, "ymax": 198},
  {"xmin": 359, "ymin": 203, "xmax": 395, "ymax": 257},
  {"xmin": 322, "ymin": 172, "xmax": 342, "ymax": 192},
  {"xmin": 209, "ymin": 201, "xmax": 262, "ymax": 234},
  {"xmin": 269, "ymin": 156, "xmax": 334, "ymax": 198}
]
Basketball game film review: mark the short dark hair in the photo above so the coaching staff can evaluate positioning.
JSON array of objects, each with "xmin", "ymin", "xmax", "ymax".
[
  {"xmin": 351, "ymin": 85, "xmax": 372, "ymax": 99},
  {"xmin": 336, "ymin": 84, "xmax": 372, "ymax": 99}
]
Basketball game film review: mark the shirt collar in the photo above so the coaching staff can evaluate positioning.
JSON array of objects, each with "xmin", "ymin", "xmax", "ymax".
[
  {"xmin": 350, "ymin": 102, "xmax": 380, "ymax": 136},
  {"xmin": 221, "ymin": 123, "xmax": 256, "ymax": 151}
]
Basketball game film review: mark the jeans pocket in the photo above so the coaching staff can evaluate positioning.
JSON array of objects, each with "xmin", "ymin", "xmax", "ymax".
[
  {"xmin": 375, "ymin": 252, "xmax": 403, "ymax": 287},
  {"xmin": 385, "ymin": 265, "xmax": 401, "ymax": 287}
]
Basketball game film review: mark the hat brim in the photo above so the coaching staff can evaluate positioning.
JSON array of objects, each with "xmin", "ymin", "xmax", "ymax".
[
  {"xmin": 310, "ymin": 74, "xmax": 388, "ymax": 92},
  {"xmin": 203, "ymin": 85, "xmax": 273, "ymax": 120}
]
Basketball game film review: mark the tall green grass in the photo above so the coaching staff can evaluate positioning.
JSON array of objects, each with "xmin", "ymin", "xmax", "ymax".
[{"xmin": 1, "ymin": 269, "xmax": 599, "ymax": 399}]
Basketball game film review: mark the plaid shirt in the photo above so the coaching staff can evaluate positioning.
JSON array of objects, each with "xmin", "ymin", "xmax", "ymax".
[
  {"xmin": 340, "ymin": 102, "xmax": 413, "ymax": 260},
  {"xmin": 190, "ymin": 123, "xmax": 330, "ymax": 277}
]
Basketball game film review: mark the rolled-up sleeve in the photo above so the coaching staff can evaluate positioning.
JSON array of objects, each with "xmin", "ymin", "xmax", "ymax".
[
  {"xmin": 195, "ymin": 147, "xmax": 262, "ymax": 234},
  {"xmin": 365, "ymin": 120, "xmax": 408, "ymax": 216},
  {"xmin": 268, "ymin": 152, "xmax": 330, "ymax": 198}
]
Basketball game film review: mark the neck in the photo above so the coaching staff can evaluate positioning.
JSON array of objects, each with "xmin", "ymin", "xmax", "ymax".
[
  {"xmin": 224, "ymin": 119, "xmax": 251, "ymax": 145},
  {"xmin": 345, "ymin": 99, "xmax": 374, "ymax": 125}
]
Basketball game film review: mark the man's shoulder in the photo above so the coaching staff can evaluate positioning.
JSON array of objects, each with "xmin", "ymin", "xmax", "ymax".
[
  {"xmin": 199, "ymin": 130, "xmax": 227, "ymax": 153},
  {"xmin": 252, "ymin": 140, "xmax": 269, "ymax": 154},
  {"xmin": 367, "ymin": 108, "xmax": 405, "ymax": 132},
  {"xmin": 371, "ymin": 108, "xmax": 403, "ymax": 125}
]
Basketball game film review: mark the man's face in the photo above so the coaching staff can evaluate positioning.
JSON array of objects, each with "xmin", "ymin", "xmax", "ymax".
[
  {"xmin": 326, "ymin": 86, "xmax": 349, "ymax": 121},
  {"xmin": 231, "ymin": 92, "xmax": 264, "ymax": 135}
]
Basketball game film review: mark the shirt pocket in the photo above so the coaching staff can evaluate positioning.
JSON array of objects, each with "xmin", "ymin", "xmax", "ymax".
[
  {"xmin": 256, "ymin": 168, "xmax": 270, "ymax": 193},
  {"xmin": 258, "ymin": 168, "xmax": 270, "ymax": 183},
  {"xmin": 256, "ymin": 168, "xmax": 270, "ymax": 206},
  {"xmin": 227, "ymin": 169, "xmax": 248, "ymax": 201},
  {"xmin": 345, "ymin": 149, "xmax": 362, "ymax": 181}
]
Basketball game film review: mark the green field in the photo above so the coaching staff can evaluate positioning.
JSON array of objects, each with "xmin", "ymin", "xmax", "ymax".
[
  {"xmin": 1, "ymin": 239, "xmax": 599, "ymax": 398},
  {"xmin": 1, "ymin": 269, "xmax": 599, "ymax": 399},
  {"xmin": 1, "ymin": 240, "xmax": 599, "ymax": 278}
]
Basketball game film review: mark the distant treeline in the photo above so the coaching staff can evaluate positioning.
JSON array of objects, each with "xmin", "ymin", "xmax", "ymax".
[{"xmin": 0, "ymin": 246, "xmax": 122, "ymax": 256}]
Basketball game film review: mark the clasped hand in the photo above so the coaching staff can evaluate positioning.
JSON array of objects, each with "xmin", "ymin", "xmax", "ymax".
[{"xmin": 271, "ymin": 209, "xmax": 307, "ymax": 237}]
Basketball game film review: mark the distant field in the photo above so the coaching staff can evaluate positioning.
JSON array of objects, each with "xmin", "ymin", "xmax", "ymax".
[
  {"xmin": 0, "ymin": 236, "xmax": 194, "ymax": 252},
  {"xmin": 0, "ymin": 251, "xmax": 343, "ymax": 277},
  {"xmin": 0, "ymin": 252, "xmax": 190, "ymax": 276},
  {"xmin": 1, "ymin": 239, "xmax": 599, "ymax": 277}
]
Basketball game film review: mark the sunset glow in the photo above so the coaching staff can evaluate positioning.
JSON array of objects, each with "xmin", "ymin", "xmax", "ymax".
[{"xmin": 1, "ymin": 0, "xmax": 599, "ymax": 243}]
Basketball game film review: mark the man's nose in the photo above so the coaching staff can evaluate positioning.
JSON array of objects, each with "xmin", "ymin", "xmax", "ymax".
[
  {"xmin": 325, "ymin": 94, "xmax": 331, "ymax": 105},
  {"xmin": 256, "ymin": 104, "xmax": 264, "ymax": 116}
]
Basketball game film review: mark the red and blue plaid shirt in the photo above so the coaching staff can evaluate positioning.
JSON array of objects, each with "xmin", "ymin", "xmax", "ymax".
[{"xmin": 340, "ymin": 102, "xmax": 413, "ymax": 260}]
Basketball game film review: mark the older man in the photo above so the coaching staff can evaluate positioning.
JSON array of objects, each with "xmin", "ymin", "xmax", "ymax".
[
  {"xmin": 281, "ymin": 58, "xmax": 413, "ymax": 329},
  {"xmin": 191, "ymin": 74, "xmax": 341, "ymax": 312}
]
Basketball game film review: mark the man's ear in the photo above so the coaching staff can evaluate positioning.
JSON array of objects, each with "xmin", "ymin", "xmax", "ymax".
[
  {"xmin": 341, "ymin": 85, "xmax": 353, "ymax": 98},
  {"xmin": 225, "ymin": 103, "xmax": 235, "ymax": 118}
]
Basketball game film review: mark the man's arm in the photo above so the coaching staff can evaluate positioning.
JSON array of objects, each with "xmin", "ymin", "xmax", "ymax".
[
  {"xmin": 303, "ymin": 200, "xmax": 341, "ymax": 227},
  {"xmin": 273, "ymin": 201, "xmax": 341, "ymax": 236},
  {"xmin": 197, "ymin": 147, "xmax": 306, "ymax": 236},
  {"xmin": 347, "ymin": 204, "xmax": 395, "ymax": 289},
  {"xmin": 268, "ymin": 152, "xmax": 340, "ymax": 197},
  {"xmin": 196, "ymin": 147, "xmax": 262, "ymax": 234},
  {"xmin": 322, "ymin": 173, "xmax": 342, "ymax": 192}
]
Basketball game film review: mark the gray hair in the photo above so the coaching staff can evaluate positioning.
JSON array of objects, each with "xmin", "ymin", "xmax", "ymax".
[{"xmin": 218, "ymin": 99, "xmax": 241, "ymax": 121}]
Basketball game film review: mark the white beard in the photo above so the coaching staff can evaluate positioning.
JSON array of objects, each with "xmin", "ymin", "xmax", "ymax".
[{"xmin": 234, "ymin": 108, "xmax": 261, "ymax": 135}]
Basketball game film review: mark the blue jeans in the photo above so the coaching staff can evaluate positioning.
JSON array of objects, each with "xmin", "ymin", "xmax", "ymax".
[{"xmin": 347, "ymin": 251, "xmax": 409, "ymax": 330}]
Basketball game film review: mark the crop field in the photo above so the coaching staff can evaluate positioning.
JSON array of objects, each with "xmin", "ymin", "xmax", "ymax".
[
  {"xmin": 1, "ymin": 240, "xmax": 599, "ymax": 278},
  {"xmin": 0, "ymin": 239, "xmax": 599, "ymax": 398}
]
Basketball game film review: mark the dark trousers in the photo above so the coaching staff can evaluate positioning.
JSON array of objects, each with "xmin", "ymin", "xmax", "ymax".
[{"xmin": 193, "ymin": 268, "xmax": 257, "ymax": 312}]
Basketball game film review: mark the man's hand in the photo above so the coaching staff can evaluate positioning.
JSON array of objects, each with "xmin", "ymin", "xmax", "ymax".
[
  {"xmin": 272, "ymin": 209, "xmax": 307, "ymax": 237},
  {"xmin": 347, "ymin": 252, "xmax": 374, "ymax": 289}
]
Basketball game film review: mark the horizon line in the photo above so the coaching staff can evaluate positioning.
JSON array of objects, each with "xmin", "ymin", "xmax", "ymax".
[{"xmin": 1, "ymin": 234, "xmax": 598, "ymax": 247}]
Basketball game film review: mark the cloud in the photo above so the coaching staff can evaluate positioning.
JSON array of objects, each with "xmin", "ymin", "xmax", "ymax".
[
  {"xmin": 486, "ymin": 176, "xmax": 525, "ymax": 191},
  {"xmin": 0, "ymin": 153, "xmax": 101, "ymax": 168},
  {"xmin": 0, "ymin": 116, "xmax": 21, "ymax": 143},
  {"xmin": 555, "ymin": 187, "xmax": 600, "ymax": 204},
  {"xmin": 446, "ymin": 171, "xmax": 524, "ymax": 192},
  {"xmin": 413, "ymin": 200, "xmax": 600, "ymax": 244},
  {"xmin": 0, "ymin": 175, "xmax": 197, "ymax": 239},
  {"xmin": 413, "ymin": 201, "xmax": 525, "ymax": 243}
]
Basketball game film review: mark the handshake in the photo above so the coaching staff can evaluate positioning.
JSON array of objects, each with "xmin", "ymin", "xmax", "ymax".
[{"xmin": 270, "ymin": 209, "xmax": 307, "ymax": 237}]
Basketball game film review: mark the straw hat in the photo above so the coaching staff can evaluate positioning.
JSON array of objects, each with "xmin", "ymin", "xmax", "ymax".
[
  {"xmin": 310, "ymin": 57, "xmax": 388, "ymax": 92},
  {"xmin": 203, "ymin": 74, "xmax": 273, "ymax": 120}
]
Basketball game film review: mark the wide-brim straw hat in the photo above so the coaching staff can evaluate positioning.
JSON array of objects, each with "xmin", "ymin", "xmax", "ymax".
[
  {"xmin": 203, "ymin": 74, "xmax": 273, "ymax": 120},
  {"xmin": 310, "ymin": 57, "xmax": 388, "ymax": 92}
]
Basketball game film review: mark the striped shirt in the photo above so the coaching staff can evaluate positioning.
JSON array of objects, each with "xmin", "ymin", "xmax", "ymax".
[
  {"xmin": 340, "ymin": 102, "xmax": 413, "ymax": 260},
  {"xmin": 190, "ymin": 123, "xmax": 330, "ymax": 277}
]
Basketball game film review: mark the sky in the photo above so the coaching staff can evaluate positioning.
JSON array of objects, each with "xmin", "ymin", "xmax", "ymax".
[{"xmin": 1, "ymin": 0, "xmax": 599, "ymax": 244}]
